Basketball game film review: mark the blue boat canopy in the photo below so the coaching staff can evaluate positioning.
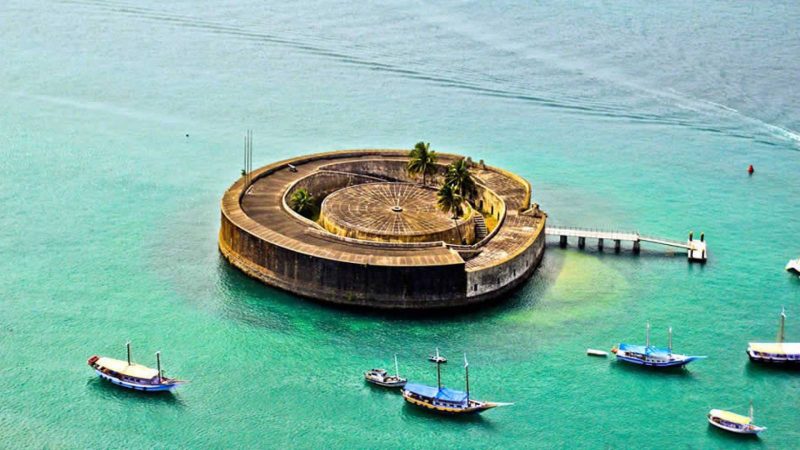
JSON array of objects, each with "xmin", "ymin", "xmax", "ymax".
[
  {"xmin": 619, "ymin": 343, "xmax": 671, "ymax": 356},
  {"xmin": 404, "ymin": 383, "xmax": 467, "ymax": 403}
]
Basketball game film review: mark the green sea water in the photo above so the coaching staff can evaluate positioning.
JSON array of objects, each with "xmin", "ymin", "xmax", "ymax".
[{"xmin": 2, "ymin": 1, "xmax": 799, "ymax": 448}]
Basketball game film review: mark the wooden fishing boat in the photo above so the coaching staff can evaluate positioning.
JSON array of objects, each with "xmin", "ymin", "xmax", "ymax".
[
  {"xmin": 428, "ymin": 348, "xmax": 447, "ymax": 363},
  {"xmin": 708, "ymin": 403, "xmax": 766, "ymax": 435},
  {"xmin": 611, "ymin": 323, "xmax": 705, "ymax": 368},
  {"xmin": 364, "ymin": 355, "xmax": 407, "ymax": 388},
  {"xmin": 87, "ymin": 342, "xmax": 187, "ymax": 392},
  {"xmin": 402, "ymin": 354, "xmax": 511, "ymax": 414},
  {"xmin": 748, "ymin": 307, "xmax": 800, "ymax": 364}
]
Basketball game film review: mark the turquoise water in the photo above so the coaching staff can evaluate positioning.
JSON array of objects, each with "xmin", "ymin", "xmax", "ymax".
[{"xmin": 2, "ymin": 0, "xmax": 799, "ymax": 448}]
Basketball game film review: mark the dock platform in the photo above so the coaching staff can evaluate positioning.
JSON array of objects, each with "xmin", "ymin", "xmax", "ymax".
[{"xmin": 545, "ymin": 227, "xmax": 707, "ymax": 262}]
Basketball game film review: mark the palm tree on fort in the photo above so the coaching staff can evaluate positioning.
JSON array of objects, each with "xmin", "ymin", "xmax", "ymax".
[
  {"xmin": 407, "ymin": 141, "xmax": 438, "ymax": 186},
  {"xmin": 290, "ymin": 188, "xmax": 316, "ymax": 218},
  {"xmin": 445, "ymin": 158, "xmax": 476, "ymax": 200},
  {"xmin": 437, "ymin": 183, "xmax": 464, "ymax": 243}
]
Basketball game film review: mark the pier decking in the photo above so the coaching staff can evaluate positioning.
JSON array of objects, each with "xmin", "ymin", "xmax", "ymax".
[{"xmin": 545, "ymin": 226, "xmax": 707, "ymax": 262}]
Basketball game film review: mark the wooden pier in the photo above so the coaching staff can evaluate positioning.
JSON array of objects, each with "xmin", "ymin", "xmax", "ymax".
[{"xmin": 545, "ymin": 227, "xmax": 707, "ymax": 262}]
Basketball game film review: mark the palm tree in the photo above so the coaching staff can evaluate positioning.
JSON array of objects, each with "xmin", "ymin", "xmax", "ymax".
[
  {"xmin": 290, "ymin": 188, "xmax": 316, "ymax": 218},
  {"xmin": 407, "ymin": 141, "xmax": 438, "ymax": 186},
  {"xmin": 445, "ymin": 158, "xmax": 476, "ymax": 200},
  {"xmin": 437, "ymin": 183, "xmax": 463, "ymax": 218},
  {"xmin": 437, "ymin": 183, "xmax": 464, "ymax": 243}
]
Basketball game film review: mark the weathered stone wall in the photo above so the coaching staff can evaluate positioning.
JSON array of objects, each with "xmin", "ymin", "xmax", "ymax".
[
  {"xmin": 220, "ymin": 213, "xmax": 468, "ymax": 308},
  {"xmin": 465, "ymin": 217, "xmax": 546, "ymax": 299}
]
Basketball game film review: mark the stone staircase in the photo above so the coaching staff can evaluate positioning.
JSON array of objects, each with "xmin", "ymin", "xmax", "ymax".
[{"xmin": 473, "ymin": 213, "xmax": 488, "ymax": 241}]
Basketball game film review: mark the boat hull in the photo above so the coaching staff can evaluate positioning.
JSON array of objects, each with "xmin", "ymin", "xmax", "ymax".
[
  {"xmin": 365, "ymin": 378, "xmax": 407, "ymax": 388},
  {"xmin": 747, "ymin": 350, "xmax": 800, "ymax": 365},
  {"xmin": 615, "ymin": 354, "xmax": 701, "ymax": 368},
  {"xmin": 707, "ymin": 416, "xmax": 764, "ymax": 435},
  {"xmin": 95, "ymin": 370, "xmax": 182, "ymax": 392},
  {"xmin": 401, "ymin": 390, "xmax": 496, "ymax": 414}
]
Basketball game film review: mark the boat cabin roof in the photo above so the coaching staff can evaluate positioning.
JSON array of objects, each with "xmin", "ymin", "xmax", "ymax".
[
  {"xmin": 95, "ymin": 357, "xmax": 159, "ymax": 379},
  {"xmin": 748, "ymin": 342, "xmax": 800, "ymax": 355},
  {"xmin": 709, "ymin": 409, "xmax": 750, "ymax": 425},
  {"xmin": 405, "ymin": 383, "xmax": 467, "ymax": 403},
  {"xmin": 618, "ymin": 343, "xmax": 671, "ymax": 356}
]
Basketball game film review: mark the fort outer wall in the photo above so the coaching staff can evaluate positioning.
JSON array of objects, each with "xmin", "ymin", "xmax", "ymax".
[{"xmin": 219, "ymin": 149, "xmax": 546, "ymax": 310}]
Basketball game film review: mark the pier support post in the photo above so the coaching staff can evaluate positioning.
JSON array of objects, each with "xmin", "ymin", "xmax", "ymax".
[
  {"xmin": 578, "ymin": 237, "xmax": 586, "ymax": 249},
  {"xmin": 597, "ymin": 238, "xmax": 604, "ymax": 251},
  {"xmin": 614, "ymin": 240, "xmax": 621, "ymax": 253},
  {"xmin": 559, "ymin": 235, "xmax": 567, "ymax": 248},
  {"xmin": 633, "ymin": 240, "xmax": 641, "ymax": 254}
]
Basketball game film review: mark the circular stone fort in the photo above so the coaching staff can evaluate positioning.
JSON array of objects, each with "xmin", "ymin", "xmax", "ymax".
[{"xmin": 219, "ymin": 149, "xmax": 547, "ymax": 309}]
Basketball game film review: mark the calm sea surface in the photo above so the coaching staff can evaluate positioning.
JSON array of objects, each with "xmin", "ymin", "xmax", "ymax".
[{"xmin": 2, "ymin": 1, "xmax": 799, "ymax": 448}]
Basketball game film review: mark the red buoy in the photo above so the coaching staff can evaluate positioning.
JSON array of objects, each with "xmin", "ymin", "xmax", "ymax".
[{"xmin": 748, "ymin": 164, "xmax": 754, "ymax": 174}]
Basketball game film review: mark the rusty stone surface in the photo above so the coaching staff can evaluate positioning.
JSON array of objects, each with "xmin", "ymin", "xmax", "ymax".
[{"xmin": 320, "ymin": 183, "xmax": 471, "ymax": 244}]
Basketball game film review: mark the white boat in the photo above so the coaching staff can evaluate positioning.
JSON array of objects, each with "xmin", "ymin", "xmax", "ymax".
[
  {"xmin": 707, "ymin": 403, "xmax": 766, "ymax": 435},
  {"xmin": 586, "ymin": 349, "xmax": 608, "ymax": 357},
  {"xmin": 786, "ymin": 258, "xmax": 800, "ymax": 276},
  {"xmin": 88, "ymin": 342, "xmax": 187, "ymax": 392},
  {"xmin": 747, "ymin": 307, "xmax": 800, "ymax": 365},
  {"xmin": 428, "ymin": 347, "xmax": 447, "ymax": 363},
  {"xmin": 364, "ymin": 355, "xmax": 407, "ymax": 388}
]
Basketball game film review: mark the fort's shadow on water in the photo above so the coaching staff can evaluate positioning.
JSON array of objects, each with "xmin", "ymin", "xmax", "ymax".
[
  {"xmin": 214, "ymin": 251, "xmax": 555, "ymax": 326},
  {"xmin": 86, "ymin": 377, "xmax": 186, "ymax": 407}
]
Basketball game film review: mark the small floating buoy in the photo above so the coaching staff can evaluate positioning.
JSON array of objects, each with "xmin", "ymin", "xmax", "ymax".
[{"xmin": 748, "ymin": 164, "xmax": 754, "ymax": 174}]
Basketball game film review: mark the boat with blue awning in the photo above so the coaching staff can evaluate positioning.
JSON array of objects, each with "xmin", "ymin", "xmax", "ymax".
[
  {"xmin": 611, "ymin": 323, "xmax": 705, "ymax": 368},
  {"xmin": 401, "ymin": 354, "xmax": 511, "ymax": 414}
]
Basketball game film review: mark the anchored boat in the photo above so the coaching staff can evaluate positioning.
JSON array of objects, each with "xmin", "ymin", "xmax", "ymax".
[
  {"xmin": 87, "ymin": 342, "xmax": 187, "ymax": 392},
  {"xmin": 747, "ymin": 307, "xmax": 800, "ymax": 365},
  {"xmin": 428, "ymin": 348, "xmax": 447, "ymax": 364},
  {"xmin": 708, "ymin": 402, "xmax": 766, "ymax": 435},
  {"xmin": 364, "ymin": 354, "xmax": 407, "ymax": 388},
  {"xmin": 611, "ymin": 323, "xmax": 705, "ymax": 368},
  {"xmin": 402, "ymin": 354, "xmax": 511, "ymax": 414}
]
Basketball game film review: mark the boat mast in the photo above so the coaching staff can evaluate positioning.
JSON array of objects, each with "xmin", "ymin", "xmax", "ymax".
[
  {"xmin": 464, "ymin": 353, "xmax": 470, "ymax": 403},
  {"xmin": 126, "ymin": 341, "xmax": 132, "ymax": 365},
  {"xmin": 394, "ymin": 354, "xmax": 400, "ymax": 378},
  {"xmin": 645, "ymin": 322, "xmax": 650, "ymax": 347},
  {"xmin": 436, "ymin": 348, "xmax": 442, "ymax": 389},
  {"xmin": 156, "ymin": 351, "xmax": 162, "ymax": 383},
  {"xmin": 749, "ymin": 400, "xmax": 754, "ymax": 422},
  {"xmin": 777, "ymin": 307, "xmax": 786, "ymax": 343},
  {"xmin": 668, "ymin": 327, "xmax": 673, "ymax": 354}
]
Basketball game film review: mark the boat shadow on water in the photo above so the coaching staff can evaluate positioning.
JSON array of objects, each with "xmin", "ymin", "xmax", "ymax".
[
  {"xmin": 706, "ymin": 422, "xmax": 766, "ymax": 444},
  {"xmin": 400, "ymin": 402, "xmax": 496, "ymax": 428},
  {"xmin": 745, "ymin": 360, "xmax": 800, "ymax": 375},
  {"xmin": 86, "ymin": 377, "xmax": 186, "ymax": 407}
]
